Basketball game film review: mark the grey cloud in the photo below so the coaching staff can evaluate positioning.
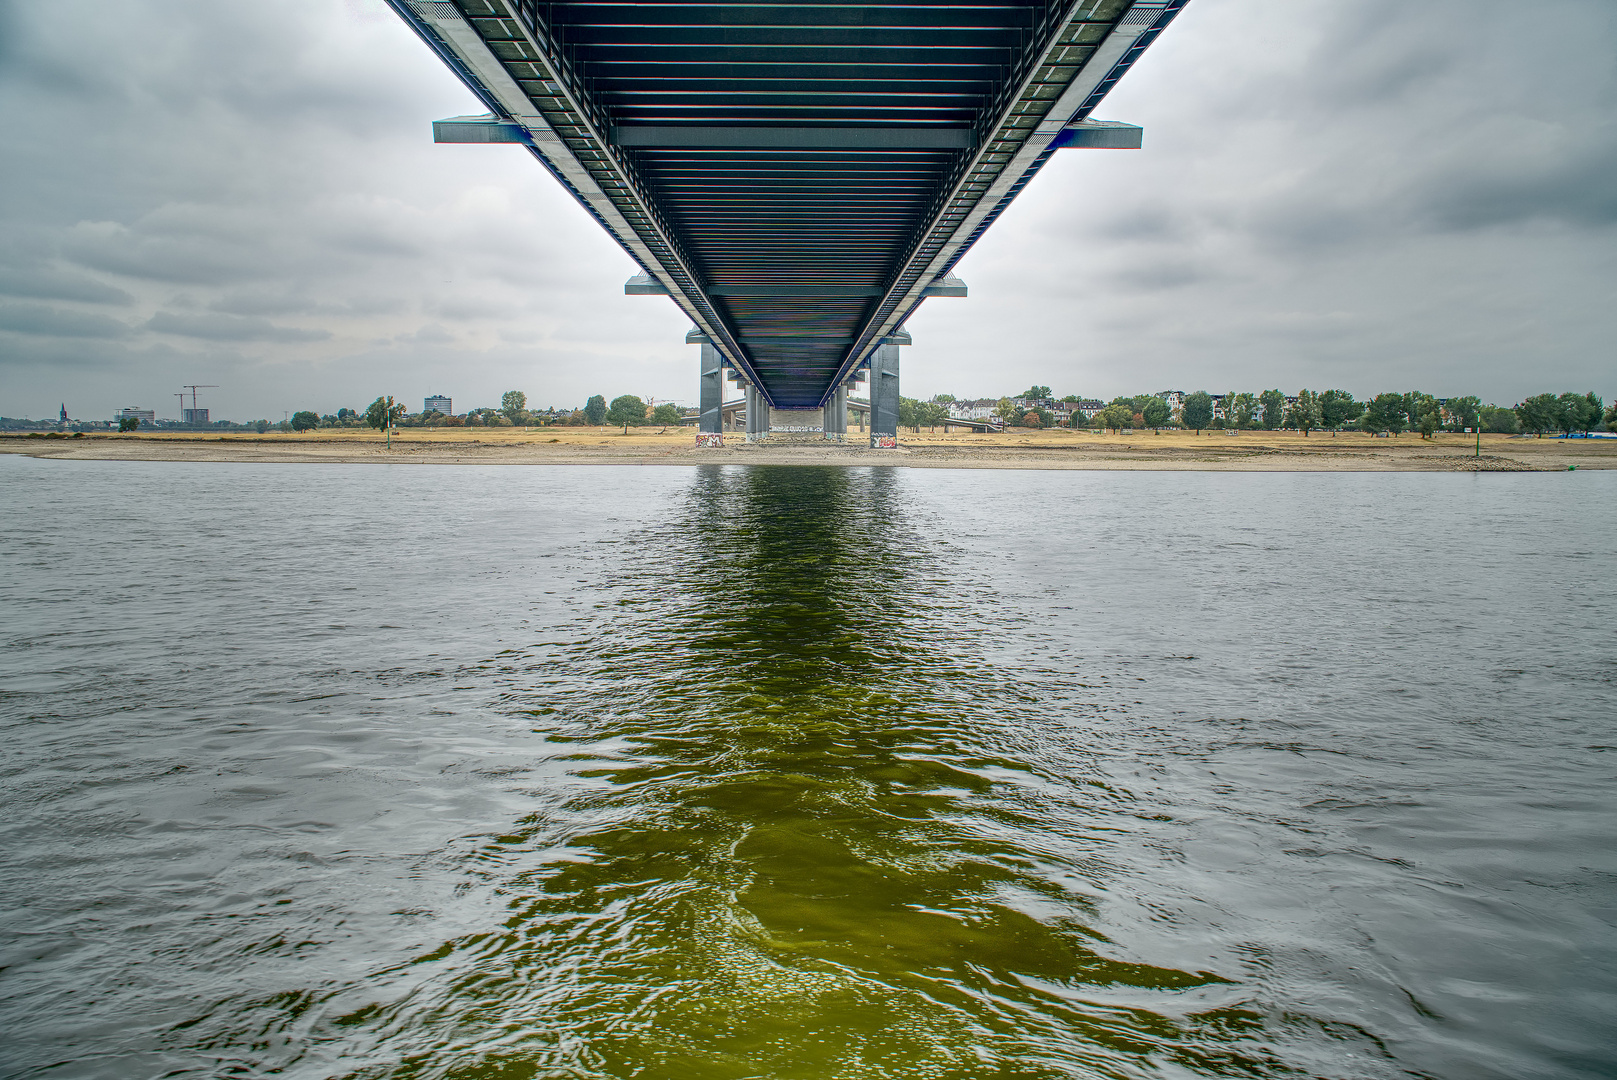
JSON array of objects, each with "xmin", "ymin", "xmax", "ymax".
[
  {"xmin": 428, "ymin": 296, "xmax": 516, "ymax": 322},
  {"xmin": 0, "ymin": 265, "xmax": 134, "ymax": 305},
  {"xmin": 0, "ymin": 336, "xmax": 193, "ymax": 371},
  {"xmin": 1409, "ymin": 134, "xmax": 1617, "ymax": 231},
  {"xmin": 397, "ymin": 324, "xmax": 455, "ymax": 344},
  {"xmin": 64, "ymin": 220, "xmax": 271, "ymax": 286},
  {"xmin": 1113, "ymin": 259, "xmax": 1210, "ymax": 292},
  {"xmin": 146, "ymin": 311, "xmax": 331, "ymax": 343},
  {"xmin": 0, "ymin": 302, "xmax": 132, "ymax": 338}
]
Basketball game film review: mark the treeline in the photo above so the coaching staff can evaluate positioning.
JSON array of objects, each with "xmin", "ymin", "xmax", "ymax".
[
  {"xmin": 913, "ymin": 387, "xmax": 1613, "ymax": 436},
  {"xmin": 283, "ymin": 392, "xmax": 689, "ymax": 433}
]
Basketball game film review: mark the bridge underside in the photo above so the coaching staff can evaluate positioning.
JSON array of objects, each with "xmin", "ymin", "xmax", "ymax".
[{"xmin": 388, "ymin": 0, "xmax": 1182, "ymax": 410}]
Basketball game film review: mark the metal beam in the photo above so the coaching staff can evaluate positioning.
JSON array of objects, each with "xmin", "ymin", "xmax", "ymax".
[
  {"xmin": 1051, "ymin": 119, "xmax": 1143, "ymax": 150},
  {"xmin": 433, "ymin": 114, "xmax": 530, "ymax": 143},
  {"xmin": 386, "ymin": 0, "xmax": 774, "ymax": 402},
  {"xmin": 627, "ymin": 275, "xmax": 964, "ymax": 298},
  {"xmin": 611, "ymin": 126, "xmax": 975, "ymax": 149},
  {"xmin": 821, "ymin": 0, "xmax": 1188, "ymax": 404}
]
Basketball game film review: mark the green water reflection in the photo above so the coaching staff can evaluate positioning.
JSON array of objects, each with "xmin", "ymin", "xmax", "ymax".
[{"xmin": 360, "ymin": 467, "xmax": 1351, "ymax": 1079}]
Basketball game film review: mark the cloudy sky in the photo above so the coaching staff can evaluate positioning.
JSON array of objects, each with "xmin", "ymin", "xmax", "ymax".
[{"xmin": 1, "ymin": 0, "xmax": 1613, "ymax": 422}]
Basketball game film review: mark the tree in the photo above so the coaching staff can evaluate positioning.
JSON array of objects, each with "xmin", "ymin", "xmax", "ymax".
[
  {"xmin": 1181, "ymin": 391, "xmax": 1213, "ymax": 433},
  {"xmin": 897, "ymin": 396, "xmax": 920, "ymax": 432},
  {"xmin": 1413, "ymin": 395, "xmax": 1442, "ymax": 439},
  {"xmin": 993, "ymin": 397, "xmax": 1019, "ymax": 424},
  {"xmin": 255, "ymin": 419, "xmax": 269, "ymax": 434},
  {"xmin": 651, "ymin": 403, "xmax": 683, "ymax": 426},
  {"xmin": 1021, "ymin": 385, "xmax": 1051, "ymax": 401},
  {"xmin": 1563, "ymin": 391, "xmax": 1603, "ymax": 434},
  {"xmin": 584, "ymin": 394, "xmax": 607, "ymax": 425},
  {"xmin": 1226, "ymin": 392, "xmax": 1257, "ymax": 429},
  {"xmin": 1402, "ymin": 392, "xmax": 1438, "ymax": 437},
  {"xmin": 291, "ymin": 410, "xmax": 319, "ymax": 432},
  {"xmin": 1319, "ymin": 390, "xmax": 1361, "ymax": 430},
  {"xmin": 118, "ymin": 416, "xmax": 139, "ymax": 432},
  {"xmin": 1258, "ymin": 389, "xmax": 1286, "ymax": 430},
  {"xmin": 1099, "ymin": 402, "xmax": 1134, "ymax": 432},
  {"xmin": 336, "ymin": 407, "xmax": 357, "ymax": 423},
  {"xmin": 1285, "ymin": 389, "xmax": 1321, "ymax": 435},
  {"xmin": 1480, "ymin": 405, "xmax": 1519, "ymax": 434},
  {"xmin": 1444, "ymin": 396, "xmax": 1481, "ymax": 431},
  {"xmin": 1141, "ymin": 397, "xmax": 1171, "ymax": 429},
  {"xmin": 1515, "ymin": 393, "xmax": 1560, "ymax": 436},
  {"xmin": 1605, "ymin": 402, "xmax": 1617, "ymax": 432},
  {"xmin": 931, "ymin": 393, "xmax": 956, "ymax": 404},
  {"xmin": 1361, "ymin": 392, "xmax": 1407, "ymax": 435},
  {"xmin": 606, "ymin": 394, "xmax": 647, "ymax": 432},
  {"xmin": 501, "ymin": 390, "xmax": 527, "ymax": 426},
  {"xmin": 364, "ymin": 395, "xmax": 407, "ymax": 447},
  {"xmin": 920, "ymin": 401, "xmax": 950, "ymax": 431}
]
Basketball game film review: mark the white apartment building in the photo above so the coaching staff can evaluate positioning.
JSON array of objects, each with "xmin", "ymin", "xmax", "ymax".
[{"xmin": 948, "ymin": 399, "xmax": 999, "ymax": 420}]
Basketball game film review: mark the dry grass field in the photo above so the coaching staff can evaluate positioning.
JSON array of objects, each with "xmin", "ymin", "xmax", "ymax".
[{"xmin": 5, "ymin": 425, "xmax": 1614, "ymax": 470}]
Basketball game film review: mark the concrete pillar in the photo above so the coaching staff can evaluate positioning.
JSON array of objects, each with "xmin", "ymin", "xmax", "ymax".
[
  {"xmin": 823, "ymin": 383, "xmax": 848, "ymax": 440},
  {"xmin": 870, "ymin": 343, "xmax": 900, "ymax": 446},
  {"xmin": 745, "ymin": 384, "xmax": 767, "ymax": 440},
  {"xmin": 698, "ymin": 343, "xmax": 722, "ymax": 436}
]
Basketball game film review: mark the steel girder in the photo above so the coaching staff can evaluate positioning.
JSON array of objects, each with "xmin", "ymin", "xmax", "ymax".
[{"xmin": 385, "ymin": 0, "xmax": 1187, "ymax": 408}]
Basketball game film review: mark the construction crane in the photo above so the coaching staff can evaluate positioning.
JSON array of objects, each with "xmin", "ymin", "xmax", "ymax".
[
  {"xmin": 174, "ymin": 392, "xmax": 187, "ymax": 420},
  {"xmin": 182, "ymin": 385, "xmax": 218, "ymax": 412},
  {"xmin": 181, "ymin": 385, "xmax": 218, "ymax": 426}
]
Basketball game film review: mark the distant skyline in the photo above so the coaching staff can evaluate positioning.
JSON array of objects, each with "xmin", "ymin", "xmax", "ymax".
[{"xmin": 2, "ymin": 0, "xmax": 1614, "ymax": 422}]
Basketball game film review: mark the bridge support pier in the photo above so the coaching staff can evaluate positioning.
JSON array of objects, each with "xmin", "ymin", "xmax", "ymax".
[
  {"xmin": 823, "ymin": 384, "xmax": 847, "ymax": 441},
  {"xmin": 745, "ymin": 384, "xmax": 767, "ymax": 441},
  {"xmin": 869, "ymin": 339, "xmax": 903, "ymax": 448},
  {"xmin": 697, "ymin": 342, "xmax": 723, "ymax": 446}
]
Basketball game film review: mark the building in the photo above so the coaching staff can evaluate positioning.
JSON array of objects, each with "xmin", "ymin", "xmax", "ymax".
[
  {"xmin": 1154, "ymin": 390, "xmax": 1185, "ymax": 415},
  {"xmin": 182, "ymin": 408, "xmax": 209, "ymax": 425},
  {"xmin": 948, "ymin": 399, "xmax": 999, "ymax": 421},
  {"xmin": 424, "ymin": 395, "xmax": 452, "ymax": 415},
  {"xmin": 117, "ymin": 407, "xmax": 156, "ymax": 422}
]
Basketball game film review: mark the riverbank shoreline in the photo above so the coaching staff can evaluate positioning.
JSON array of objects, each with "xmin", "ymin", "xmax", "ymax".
[{"xmin": 5, "ymin": 428, "xmax": 1612, "ymax": 470}]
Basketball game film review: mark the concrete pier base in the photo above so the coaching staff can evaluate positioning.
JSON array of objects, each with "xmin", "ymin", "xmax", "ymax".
[
  {"xmin": 823, "ymin": 384, "xmax": 848, "ymax": 441},
  {"xmin": 697, "ymin": 339, "xmax": 723, "ymax": 447},
  {"xmin": 869, "ymin": 341, "xmax": 901, "ymax": 448}
]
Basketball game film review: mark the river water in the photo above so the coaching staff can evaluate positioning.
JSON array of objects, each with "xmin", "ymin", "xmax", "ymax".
[{"xmin": 1, "ymin": 456, "xmax": 1613, "ymax": 1080}]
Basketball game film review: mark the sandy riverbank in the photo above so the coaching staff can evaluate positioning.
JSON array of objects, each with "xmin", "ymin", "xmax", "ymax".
[{"xmin": 5, "ymin": 427, "xmax": 1613, "ymax": 470}]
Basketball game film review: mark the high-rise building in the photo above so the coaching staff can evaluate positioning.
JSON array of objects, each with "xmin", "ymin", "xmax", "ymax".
[
  {"xmin": 424, "ymin": 395, "xmax": 452, "ymax": 415},
  {"xmin": 182, "ymin": 408, "xmax": 209, "ymax": 425},
  {"xmin": 117, "ymin": 407, "xmax": 156, "ymax": 422}
]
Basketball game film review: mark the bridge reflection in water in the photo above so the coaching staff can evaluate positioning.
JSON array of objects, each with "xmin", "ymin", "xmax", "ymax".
[{"xmin": 349, "ymin": 466, "xmax": 1345, "ymax": 1079}]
